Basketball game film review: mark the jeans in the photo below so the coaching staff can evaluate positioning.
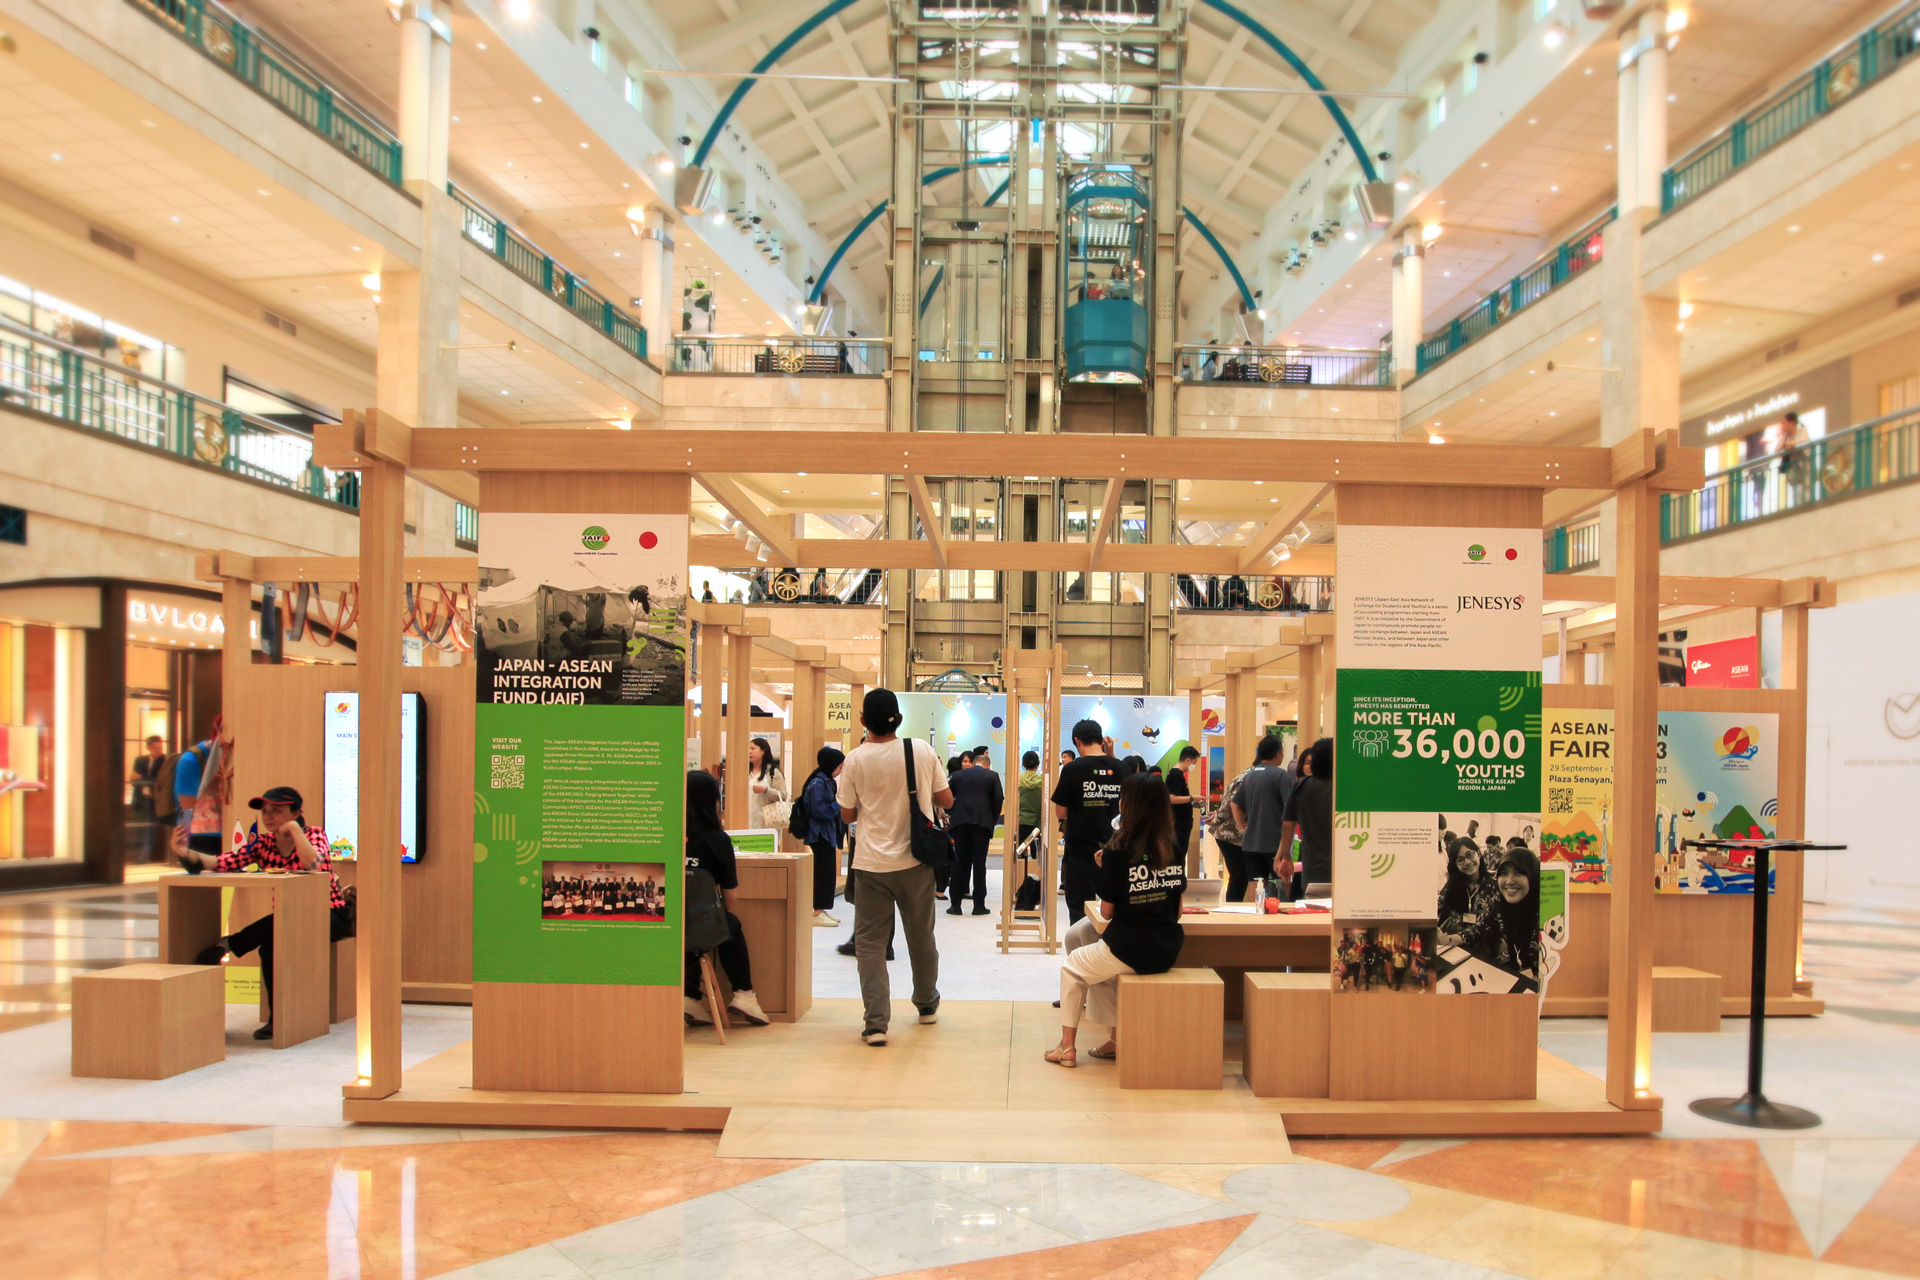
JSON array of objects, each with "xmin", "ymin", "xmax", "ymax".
[
  {"xmin": 948, "ymin": 824, "xmax": 991, "ymax": 910},
  {"xmin": 808, "ymin": 840, "xmax": 838, "ymax": 911},
  {"xmin": 685, "ymin": 909, "xmax": 752, "ymax": 998},
  {"xmin": 226, "ymin": 904, "xmax": 354, "ymax": 1018},
  {"xmin": 1061, "ymin": 850, "xmax": 1100, "ymax": 924},
  {"xmin": 1217, "ymin": 840, "xmax": 1248, "ymax": 903},
  {"xmin": 854, "ymin": 863, "xmax": 939, "ymax": 1031}
]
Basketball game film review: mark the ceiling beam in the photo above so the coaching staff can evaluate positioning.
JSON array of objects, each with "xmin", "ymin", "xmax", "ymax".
[
  {"xmin": 1211, "ymin": 0, "xmax": 1395, "ymax": 81},
  {"xmin": 904, "ymin": 475, "xmax": 948, "ymax": 571},
  {"xmin": 1238, "ymin": 482, "xmax": 1332, "ymax": 572},
  {"xmin": 694, "ymin": 473, "xmax": 800, "ymax": 566},
  {"xmin": 1087, "ymin": 478, "xmax": 1125, "ymax": 572},
  {"xmin": 680, "ymin": 2, "xmax": 816, "ymax": 64}
]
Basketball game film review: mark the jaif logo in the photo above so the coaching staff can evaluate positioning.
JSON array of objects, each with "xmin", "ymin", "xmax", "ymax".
[
  {"xmin": 1887, "ymin": 693, "xmax": 1920, "ymax": 741},
  {"xmin": 1713, "ymin": 725, "xmax": 1762, "ymax": 761},
  {"xmin": 1466, "ymin": 544, "xmax": 1486, "ymax": 562},
  {"xmin": 580, "ymin": 525, "xmax": 611, "ymax": 550}
]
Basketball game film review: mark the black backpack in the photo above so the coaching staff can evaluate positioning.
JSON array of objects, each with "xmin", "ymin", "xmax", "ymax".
[
  {"xmin": 902, "ymin": 739, "xmax": 953, "ymax": 886},
  {"xmin": 789, "ymin": 772, "xmax": 817, "ymax": 841}
]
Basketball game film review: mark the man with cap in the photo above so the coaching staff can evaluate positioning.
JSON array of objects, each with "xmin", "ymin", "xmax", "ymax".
[
  {"xmin": 180, "ymin": 785, "xmax": 353, "ymax": 1041},
  {"xmin": 836, "ymin": 688, "xmax": 952, "ymax": 1046}
]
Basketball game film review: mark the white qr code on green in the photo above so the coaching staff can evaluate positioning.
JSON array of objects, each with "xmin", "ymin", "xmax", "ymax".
[{"xmin": 491, "ymin": 754, "xmax": 525, "ymax": 789}]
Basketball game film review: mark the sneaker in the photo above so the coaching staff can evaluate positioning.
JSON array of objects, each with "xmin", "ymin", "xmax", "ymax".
[
  {"xmin": 836, "ymin": 939, "xmax": 857, "ymax": 957},
  {"xmin": 813, "ymin": 911, "xmax": 839, "ymax": 927},
  {"xmin": 728, "ymin": 989, "xmax": 770, "ymax": 1027},
  {"xmin": 944, "ymin": 907, "xmax": 962, "ymax": 916},
  {"xmin": 252, "ymin": 1023, "xmax": 274, "ymax": 1041},
  {"xmin": 683, "ymin": 996, "xmax": 713, "ymax": 1026},
  {"xmin": 916, "ymin": 1001, "xmax": 940, "ymax": 1025},
  {"xmin": 192, "ymin": 940, "xmax": 228, "ymax": 966},
  {"xmin": 862, "ymin": 1027, "xmax": 888, "ymax": 1046},
  {"xmin": 971, "ymin": 906, "xmax": 991, "ymax": 916}
]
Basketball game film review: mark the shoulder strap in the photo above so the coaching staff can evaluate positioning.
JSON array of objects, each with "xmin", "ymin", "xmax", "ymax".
[{"xmin": 903, "ymin": 737, "xmax": 919, "ymax": 800}]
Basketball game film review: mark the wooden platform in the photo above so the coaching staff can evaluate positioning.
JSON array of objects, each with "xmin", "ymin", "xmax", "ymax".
[
  {"xmin": 1542, "ymin": 993, "xmax": 1825, "ymax": 1018},
  {"xmin": 344, "ymin": 999, "xmax": 1661, "ymax": 1141}
]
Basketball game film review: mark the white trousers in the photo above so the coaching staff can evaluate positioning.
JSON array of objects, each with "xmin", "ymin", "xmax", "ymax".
[{"xmin": 1059, "ymin": 916, "xmax": 1136, "ymax": 1030}]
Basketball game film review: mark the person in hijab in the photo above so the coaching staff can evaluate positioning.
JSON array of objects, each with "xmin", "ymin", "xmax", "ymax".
[
  {"xmin": 798, "ymin": 745, "xmax": 848, "ymax": 927},
  {"xmin": 1461, "ymin": 846, "xmax": 1542, "ymax": 978},
  {"xmin": 683, "ymin": 770, "xmax": 768, "ymax": 1028}
]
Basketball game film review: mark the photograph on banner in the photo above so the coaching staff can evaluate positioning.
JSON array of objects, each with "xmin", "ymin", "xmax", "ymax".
[
  {"xmin": 1336, "ymin": 525, "xmax": 1544, "ymax": 673},
  {"xmin": 476, "ymin": 513, "xmax": 688, "ymax": 707},
  {"xmin": 1335, "ymin": 924, "xmax": 1438, "ymax": 994},
  {"xmin": 1433, "ymin": 809, "xmax": 1544, "ymax": 994},
  {"xmin": 540, "ymin": 861, "xmax": 667, "ymax": 921},
  {"xmin": 1657, "ymin": 709, "xmax": 1781, "ymax": 894},
  {"xmin": 1060, "ymin": 695, "xmax": 1196, "ymax": 772},
  {"xmin": 1543, "ymin": 714, "xmax": 1613, "ymax": 890},
  {"xmin": 894, "ymin": 692, "xmax": 1038, "ymax": 776}
]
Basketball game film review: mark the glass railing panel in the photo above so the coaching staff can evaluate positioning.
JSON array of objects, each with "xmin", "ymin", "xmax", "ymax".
[
  {"xmin": 1173, "ymin": 574, "xmax": 1334, "ymax": 612},
  {"xmin": 671, "ymin": 337, "xmax": 887, "ymax": 376},
  {"xmin": 1175, "ymin": 345, "xmax": 1392, "ymax": 387}
]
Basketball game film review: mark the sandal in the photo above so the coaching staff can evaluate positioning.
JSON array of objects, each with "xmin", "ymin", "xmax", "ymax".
[
  {"xmin": 1043, "ymin": 1045, "xmax": 1077, "ymax": 1068},
  {"xmin": 1087, "ymin": 1042, "xmax": 1116, "ymax": 1060}
]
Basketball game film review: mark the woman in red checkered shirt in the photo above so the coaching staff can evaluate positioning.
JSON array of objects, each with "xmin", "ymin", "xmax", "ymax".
[{"xmin": 179, "ymin": 785, "xmax": 354, "ymax": 1040}]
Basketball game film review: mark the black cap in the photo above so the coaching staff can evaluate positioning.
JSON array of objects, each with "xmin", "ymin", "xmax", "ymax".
[
  {"xmin": 248, "ymin": 785, "xmax": 304, "ymax": 811},
  {"xmin": 861, "ymin": 687, "xmax": 902, "ymax": 734}
]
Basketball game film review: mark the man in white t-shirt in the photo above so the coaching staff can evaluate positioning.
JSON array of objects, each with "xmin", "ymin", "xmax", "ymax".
[{"xmin": 837, "ymin": 688, "xmax": 952, "ymax": 1045}]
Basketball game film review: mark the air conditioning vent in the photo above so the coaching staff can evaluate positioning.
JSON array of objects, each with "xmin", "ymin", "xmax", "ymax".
[
  {"xmin": 1764, "ymin": 338, "xmax": 1798, "ymax": 363},
  {"xmin": 88, "ymin": 227, "xmax": 135, "ymax": 260},
  {"xmin": 263, "ymin": 311, "xmax": 298, "ymax": 337},
  {"xmin": 1899, "ymin": 286, "xmax": 1920, "ymax": 309}
]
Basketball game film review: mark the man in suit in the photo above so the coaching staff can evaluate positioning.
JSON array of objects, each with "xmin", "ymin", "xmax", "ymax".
[{"xmin": 944, "ymin": 748, "xmax": 1004, "ymax": 916}]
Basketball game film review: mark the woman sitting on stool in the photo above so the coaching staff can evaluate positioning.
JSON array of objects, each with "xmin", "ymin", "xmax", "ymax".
[
  {"xmin": 181, "ymin": 785, "xmax": 353, "ymax": 1041},
  {"xmin": 683, "ymin": 770, "xmax": 769, "ymax": 1027},
  {"xmin": 1046, "ymin": 772, "xmax": 1187, "ymax": 1067}
]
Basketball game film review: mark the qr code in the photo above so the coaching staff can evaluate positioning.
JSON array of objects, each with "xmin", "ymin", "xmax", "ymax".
[
  {"xmin": 491, "ymin": 754, "xmax": 526, "ymax": 789},
  {"xmin": 1548, "ymin": 786, "xmax": 1573, "ymax": 814}
]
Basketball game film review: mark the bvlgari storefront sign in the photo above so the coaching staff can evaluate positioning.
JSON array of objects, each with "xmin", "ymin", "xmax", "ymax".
[
  {"xmin": 126, "ymin": 591, "xmax": 342, "ymax": 659},
  {"xmin": 1680, "ymin": 359, "xmax": 1851, "ymax": 449}
]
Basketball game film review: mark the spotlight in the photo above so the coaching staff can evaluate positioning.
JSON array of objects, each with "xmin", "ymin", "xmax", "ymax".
[{"xmin": 1542, "ymin": 21, "xmax": 1566, "ymax": 49}]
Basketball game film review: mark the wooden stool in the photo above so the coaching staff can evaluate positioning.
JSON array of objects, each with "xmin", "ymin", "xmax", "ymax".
[
  {"xmin": 698, "ymin": 953, "xmax": 730, "ymax": 1043},
  {"xmin": 1244, "ymin": 972, "xmax": 1329, "ymax": 1097},
  {"xmin": 1653, "ymin": 966, "xmax": 1722, "ymax": 1032},
  {"xmin": 72, "ymin": 963, "xmax": 224, "ymax": 1079},
  {"xmin": 1118, "ymin": 969, "xmax": 1223, "ymax": 1090}
]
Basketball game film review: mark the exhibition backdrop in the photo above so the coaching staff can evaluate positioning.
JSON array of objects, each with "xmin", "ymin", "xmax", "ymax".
[
  {"xmin": 1334, "ymin": 524, "xmax": 1545, "ymax": 995},
  {"xmin": 472, "ymin": 514, "xmax": 689, "ymax": 985},
  {"xmin": 893, "ymin": 693, "xmax": 1043, "ymax": 778},
  {"xmin": 1059, "ymin": 695, "xmax": 1198, "ymax": 772},
  {"xmin": 1542, "ymin": 709, "xmax": 1782, "ymax": 893}
]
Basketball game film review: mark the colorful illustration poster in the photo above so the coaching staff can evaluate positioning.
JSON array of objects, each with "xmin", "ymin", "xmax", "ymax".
[
  {"xmin": 1540, "ymin": 709, "xmax": 1780, "ymax": 894},
  {"xmin": 893, "ymin": 692, "xmax": 1041, "ymax": 779},
  {"xmin": 825, "ymin": 690, "xmax": 854, "ymax": 748},
  {"xmin": 1544, "ymin": 714, "xmax": 1613, "ymax": 891},
  {"xmin": 1060, "ymin": 696, "xmax": 1196, "ymax": 773},
  {"xmin": 472, "ymin": 514, "xmax": 688, "ymax": 986},
  {"xmin": 1334, "ymin": 527, "xmax": 1543, "ymax": 962}
]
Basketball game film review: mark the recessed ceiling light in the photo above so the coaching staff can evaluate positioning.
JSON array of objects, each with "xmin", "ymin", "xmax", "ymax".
[
  {"xmin": 476, "ymin": 41, "xmax": 487, "ymax": 49},
  {"xmin": 580, "ymin": 142, "xmax": 589, "ymax": 149},
  {"xmin": 1479, "ymin": 162, "xmax": 1488, "ymax": 168},
  {"xmin": 506, "ymin": 161, "xmax": 515, "ymax": 167},
  {"xmin": 1527, "ymin": 118, "xmax": 1537, "ymax": 125},
  {"xmin": 141, "ymin": 119, "xmax": 157, "ymax": 128},
  {"xmin": 499, "ymin": 389, "xmax": 510, "ymax": 395},
  {"xmin": 1269, "ymin": 497, "xmax": 1278, "ymax": 503},
  {"xmin": 1787, "ymin": 225, "xmax": 1800, "ymax": 232},
  {"xmin": 257, "ymin": 188, "xmax": 270, "ymax": 196},
  {"xmin": 613, "ymin": 251, "xmax": 621, "ymax": 257},
  {"xmin": 170, "ymin": 215, "xmax": 182, "ymax": 223},
  {"xmin": 781, "ymin": 489, "xmax": 791, "ymax": 494},
  {"xmin": 1873, "ymin": 253, "xmax": 1886, "ymax": 262},
  {"xmin": 452, "ymin": 115, "xmax": 460, "ymax": 123},
  {"xmin": 532, "ymin": 95, "xmax": 543, "ymax": 103},
  {"xmin": 1548, "ymin": 411, "xmax": 1558, "ymax": 417},
  {"xmin": 50, "ymin": 152, "xmax": 62, "ymax": 161},
  {"xmin": 1667, "ymin": 94, "xmax": 1677, "ymax": 103},
  {"xmin": 1549, "ymin": 185, "xmax": 1559, "ymax": 192}
]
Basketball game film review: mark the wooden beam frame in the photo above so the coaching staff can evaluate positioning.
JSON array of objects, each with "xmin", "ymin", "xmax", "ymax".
[
  {"xmin": 197, "ymin": 555, "xmax": 480, "ymax": 584},
  {"xmin": 904, "ymin": 475, "xmax": 948, "ymax": 571},
  {"xmin": 1238, "ymin": 483, "xmax": 1332, "ymax": 572},
  {"xmin": 1087, "ymin": 477, "xmax": 1124, "ymax": 572},
  {"xmin": 694, "ymin": 474, "xmax": 799, "ymax": 567}
]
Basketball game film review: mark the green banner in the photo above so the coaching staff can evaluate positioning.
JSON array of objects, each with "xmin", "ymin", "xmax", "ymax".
[
  {"xmin": 1337, "ymin": 668, "xmax": 1542, "ymax": 812},
  {"xmin": 474, "ymin": 703, "xmax": 684, "ymax": 985}
]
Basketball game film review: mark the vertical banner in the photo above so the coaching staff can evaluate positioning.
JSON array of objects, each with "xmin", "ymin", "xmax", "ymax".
[
  {"xmin": 825, "ymin": 690, "xmax": 854, "ymax": 749},
  {"xmin": 472, "ymin": 515, "xmax": 688, "ymax": 984},
  {"xmin": 1336, "ymin": 525, "xmax": 1544, "ymax": 995},
  {"xmin": 1544, "ymin": 714, "xmax": 1614, "ymax": 890}
]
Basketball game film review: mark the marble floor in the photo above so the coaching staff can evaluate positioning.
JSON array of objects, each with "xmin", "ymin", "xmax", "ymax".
[{"xmin": 1, "ymin": 884, "xmax": 1917, "ymax": 1278}]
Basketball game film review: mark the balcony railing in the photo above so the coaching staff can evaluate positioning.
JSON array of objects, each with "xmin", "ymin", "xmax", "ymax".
[
  {"xmin": 450, "ymin": 187, "xmax": 647, "ymax": 361},
  {"xmin": 1544, "ymin": 519, "xmax": 1602, "ymax": 573},
  {"xmin": 695, "ymin": 567, "xmax": 887, "ymax": 607},
  {"xmin": 1175, "ymin": 574, "xmax": 1334, "ymax": 613},
  {"xmin": 455, "ymin": 501, "xmax": 478, "ymax": 550},
  {"xmin": 1177, "ymin": 344, "xmax": 1393, "ymax": 388},
  {"xmin": 0, "ymin": 316, "xmax": 357, "ymax": 508},
  {"xmin": 670, "ymin": 336, "xmax": 886, "ymax": 376},
  {"xmin": 129, "ymin": 0, "xmax": 402, "ymax": 185},
  {"xmin": 1664, "ymin": 1, "xmax": 1920, "ymax": 215},
  {"xmin": 1417, "ymin": 208, "xmax": 1615, "ymax": 376},
  {"xmin": 1661, "ymin": 407, "xmax": 1920, "ymax": 542}
]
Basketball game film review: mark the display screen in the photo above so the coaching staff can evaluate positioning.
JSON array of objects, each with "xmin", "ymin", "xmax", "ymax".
[{"xmin": 323, "ymin": 691, "xmax": 426, "ymax": 863}]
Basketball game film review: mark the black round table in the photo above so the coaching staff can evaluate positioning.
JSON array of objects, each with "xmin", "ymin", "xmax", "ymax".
[{"xmin": 1681, "ymin": 837, "xmax": 1846, "ymax": 1130}]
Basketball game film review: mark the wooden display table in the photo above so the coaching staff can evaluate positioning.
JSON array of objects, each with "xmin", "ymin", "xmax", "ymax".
[
  {"xmin": 729, "ymin": 851, "xmax": 813, "ymax": 1023},
  {"xmin": 1175, "ymin": 907, "xmax": 1332, "ymax": 1017},
  {"xmin": 72, "ymin": 963, "xmax": 225, "ymax": 1079},
  {"xmin": 157, "ymin": 872, "xmax": 333, "ymax": 1049}
]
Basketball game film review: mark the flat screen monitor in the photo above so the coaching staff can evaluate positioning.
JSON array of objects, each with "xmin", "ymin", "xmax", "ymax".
[{"xmin": 323, "ymin": 691, "xmax": 426, "ymax": 862}]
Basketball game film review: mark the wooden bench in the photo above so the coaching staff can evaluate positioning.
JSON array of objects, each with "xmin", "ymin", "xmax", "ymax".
[
  {"xmin": 72, "ymin": 963, "xmax": 224, "ymax": 1079},
  {"xmin": 1653, "ymin": 966, "xmax": 1721, "ymax": 1032},
  {"xmin": 1117, "ymin": 969, "xmax": 1223, "ymax": 1090},
  {"xmin": 1243, "ymin": 972, "xmax": 1329, "ymax": 1097}
]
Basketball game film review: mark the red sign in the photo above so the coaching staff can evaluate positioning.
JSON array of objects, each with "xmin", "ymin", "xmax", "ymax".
[{"xmin": 1686, "ymin": 635, "xmax": 1760, "ymax": 688}]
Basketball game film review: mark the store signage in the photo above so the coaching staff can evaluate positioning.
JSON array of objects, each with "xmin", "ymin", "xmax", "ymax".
[
  {"xmin": 127, "ymin": 596, "xmax": 228, "ymax": 640},
  {"xmin": 1685, "ymin": 635, "xmax": 1760, "ymax": 689},
  {"xmin": 473, "ymin": 514, "xmax": 689, "ymax": 986},
  {"xmin": 1680, "ymin": 359, "xmax": 1851, "ymax": 449}
]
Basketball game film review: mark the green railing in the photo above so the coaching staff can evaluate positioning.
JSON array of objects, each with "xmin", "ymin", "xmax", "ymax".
[
  {"xmin": 450, "ymin": 187, "xmax": 648, "ymax": 361},
  {"xmin": 128, "ymin": 0, "xmax": 402, "ymax": 186},
  {"xmin": 0, "ymin": 317, "xmax": 357, "ymax": 508},
  {"xmin": 1176, "ymin": 343, "xmax": 1393, "ymax": 387},
  {"xmin": 1543, "ymin": 519, "xmax": 1601, "ymax": 573},
  {"xmin": 1664, "ymin": 2, "xmax": 1920, "ymax": 214},
  {"xmin": 1416, "ymin": 208, "xmax": 1615, "ymax": 375},
  {"xmin": 1662, "ymin": 407, "xmax": 1920, "ymax": 542},
  {"xmin": 455, "ymin": 501, "xmax": 478, "ymax": 549}
]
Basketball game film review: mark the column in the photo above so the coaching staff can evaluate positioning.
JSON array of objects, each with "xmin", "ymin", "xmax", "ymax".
[
  {"xmin": 637, "ymin": 209, "xmax": 675, "ymax": 366},
  {"xmin": 1636, "ymin": 6, "xmax": 1668, "ymax": 213},
  {"xmin": 1391, "ymin": 229, "xmax": 1424, "ymax": 385},
  {"xmin": 1296, "ymin": 641, "xmax": 1321, "ymax": 744},
  {"xmin": 1616, "ymin": 29, "xmax": 1639, "ymax": 212},
  {"xmin": 383, "ymin": 2, "xmax": 457, "ymax": 432},
  {"xmin": 699, "ymin": 620, "xmax": 724, "ymax": 772}
]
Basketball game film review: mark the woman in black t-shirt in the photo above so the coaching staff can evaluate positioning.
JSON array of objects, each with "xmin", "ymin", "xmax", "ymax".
[{"xmin": 1045, "ymin": 773, "xmax": 1187, "ymax": 1067}]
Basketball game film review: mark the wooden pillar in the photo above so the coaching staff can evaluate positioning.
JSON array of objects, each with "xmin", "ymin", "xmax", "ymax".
[
  {"xmin": 348, "ymin": 454, "xmax": 406, "ymax": 1099},
  {"xmin": 1607, "ymin": 477, "xmax": 1661, "ymax": 1110},
  {"xmin": 1296, "ymin": 642, "xmax": 1321, "ymax": 745},
  {"xmin": 1565, "ymin": 647, "xmax": 1587, "ymax": 686},
  {"xmin": 700, "ymin": 622, "xmax": 724, "ymax": 772},
  {"xmin": 1318, "ymin": 635, "xmax": 1337, "ymax": 746},
  {"xmin": 1223, "ymin": 670, "xmax": 1247, "ymax": 784},
  {"xmin": 1777, "ymin": 597, "xmax": 1813, "ymax": 987},
  {"xmin": 725, "ymin": 629, "xmax": 753, "ymax": 829},
  {"xmin": 1001, "ymin": 679, "xmax": 1020, "ymax": 927}
]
